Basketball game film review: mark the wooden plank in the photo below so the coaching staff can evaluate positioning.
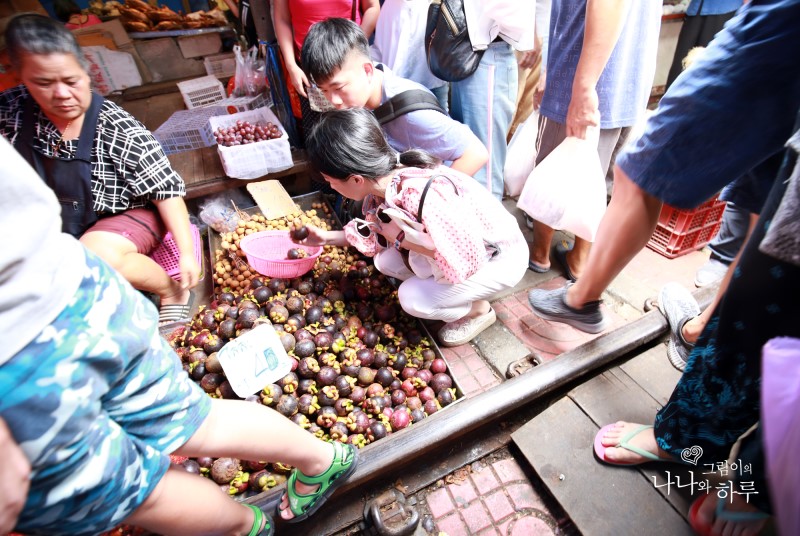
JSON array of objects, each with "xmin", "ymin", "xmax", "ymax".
[
  {"xmin": 619, "ymin": 344, "xmax": 682, "ymax": 405},
  {"xmin": 569, "ymin": 364, "xmax": 698, "ymax": 517},
  {"xmin": 512, "ymin": 397, "xmax": 692, "ymax": 536}
]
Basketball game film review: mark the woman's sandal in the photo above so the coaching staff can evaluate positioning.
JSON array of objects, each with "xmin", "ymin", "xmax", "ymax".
[
  {"xmin": 282, "ymin": 441, "xmax": 359, "ymax": 524},
  {"xmin": 688, "ymin": 493, "xmax": 769, "ymax": 536},
  {"xmin": 245, "ymin": 504, "xmax": 274, "ymax": 536}
]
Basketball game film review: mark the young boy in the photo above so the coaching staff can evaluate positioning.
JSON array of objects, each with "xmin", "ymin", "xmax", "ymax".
[
  {"xmin": 301, "ymin": 17, "xmax": 488, "ymax": 177},
  {"xmin": 0, "ymin": 136, "xmax": 357, "ymax": 536}
]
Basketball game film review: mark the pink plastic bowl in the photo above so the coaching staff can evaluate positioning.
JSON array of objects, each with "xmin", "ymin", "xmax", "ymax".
[{"xmin": 239, "ymin": 230, "xmax": 321, "ymax": 278}]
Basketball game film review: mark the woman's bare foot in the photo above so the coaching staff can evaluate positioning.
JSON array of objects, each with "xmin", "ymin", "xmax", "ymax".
[
  {"xmin": 694, "ymin": 491, "xmax": 768, "ymax": 536},
  {"xmin": 159, "ymin": 286, "xmax": 191, "ymax": 307},
  {"xmin": 600, "ymin": 421, "xmax": 673, "ymax": 464}
]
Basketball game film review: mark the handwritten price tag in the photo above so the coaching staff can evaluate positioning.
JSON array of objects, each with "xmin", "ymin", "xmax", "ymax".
[{"xmin": 217, "ymin": 324, "xmax": 293, "ymax": 397}]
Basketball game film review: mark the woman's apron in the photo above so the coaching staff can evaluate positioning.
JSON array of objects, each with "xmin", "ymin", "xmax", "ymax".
[{"xmin": 14, "ymin": 93, "xmax": 103, "ymax": 238}]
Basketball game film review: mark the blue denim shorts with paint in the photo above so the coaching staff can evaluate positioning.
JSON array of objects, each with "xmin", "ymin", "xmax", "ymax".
[{"xmin": 0, "ymin": 249, "xmax": 210, "ymax": 536}]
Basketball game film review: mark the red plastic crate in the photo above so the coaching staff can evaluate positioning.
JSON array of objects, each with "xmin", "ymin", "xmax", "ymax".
[{"xmin": 647, "ymin": 196, "xmax": 726, "ymax": 258}]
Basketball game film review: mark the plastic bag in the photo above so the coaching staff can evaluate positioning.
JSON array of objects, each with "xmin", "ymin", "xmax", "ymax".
[
  {"xmin": 199, "ymin": 194, "xmax": 239, "ymax": 233},
  {"xmin": 762, "ymin": 336, "xmax": 800, "ymax": 536},
  {"xmin": 516, "ymin": 129, "xmax": 606, "ymax": 242},
  {"xmin": 504, "ymin": 112, "xmax": 538, "ymax": 197},
  {"xmin": 307, "ymin": 83, "xmax": 335, "ymax": 112},
  {"xmin": 233, "ymin": 45, "xmax": 266, "ymax": 97}
]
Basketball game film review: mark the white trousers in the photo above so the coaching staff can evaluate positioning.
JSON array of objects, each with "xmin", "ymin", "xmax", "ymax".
[{"xmin": 374, "ymin": 240, "xmax": 528, "ymax": 323}]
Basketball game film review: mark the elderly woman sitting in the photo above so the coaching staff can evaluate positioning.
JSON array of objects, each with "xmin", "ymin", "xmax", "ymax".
[{"xmin": 0, "ymin": 14, "xmax": 198, "ymax": 323}]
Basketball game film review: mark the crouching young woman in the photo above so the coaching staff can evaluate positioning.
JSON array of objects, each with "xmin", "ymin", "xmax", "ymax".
[{"xmin": 296, "ymin": 108, "xmax": 528, "ymax": 346}]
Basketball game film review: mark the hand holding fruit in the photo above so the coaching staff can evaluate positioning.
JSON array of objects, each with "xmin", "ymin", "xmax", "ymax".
[
  {"xmin": 291, "ymin": 223, "xmax": 327, "ymax": 247},
  {"xmin": 0, "ymin": 417, "xmax": 30, "ymax": 535}
]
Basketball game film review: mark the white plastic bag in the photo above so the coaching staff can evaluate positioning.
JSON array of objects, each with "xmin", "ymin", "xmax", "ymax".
[
  {"xmin": 516, "ymin": 130, "xmax": 606, "ymax": 242},
  {"xmin": 504, "ymin": 112, "xmax": 538, "ymax": 197}
]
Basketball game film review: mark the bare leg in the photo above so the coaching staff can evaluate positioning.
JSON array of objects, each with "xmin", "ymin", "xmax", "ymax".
[
  {"xmin": 174, "ymin": 399, "xmax": 335, "ymax": 521},
  {"xmin": 125, "ymin": 467, "xmax": 258, "ymax": 536},
  {"xmin": 694, "ymin": 486, "xmax": 768, "ymax": 536},
  {"xmin": 566, "ymin": 166, "xmax": 662, "ymax": 308},
  {"xmin": 565, "ymin": 236, "xmax": 592, "ymax": 279},
  {"xmin": 80, "ymin": 231, "xmax": 189, "ymax": 306},
  {"xmin": 530, "ymin": 220, "xmax": 554, "ymax": 269},
  {"xmin": 463, "ymin": 299, "xmax": 491, "ymax": 319},
  {"xmin": 682, "ymin": 213, "xmax": 759, "ymax": 344}
]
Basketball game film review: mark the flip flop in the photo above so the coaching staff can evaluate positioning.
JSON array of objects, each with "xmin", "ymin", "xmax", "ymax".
[
  {"xmin": 553, "ymin": 242, "xmax": 578, "ymax": 282},
  {"xmin": 158, "ymin": 290, "xmax": 195, "ymax": 325},
  {"xmin": 593, "ymin": 424, "xmax": 665, "ymax": 466},
  {"xmin": 527, "ymin": 259, "xmax": 550, "ymax": 273},
  {"xmin": 688, "ymin": 493, "xmax": 769, "ymax": 536},
  {"xmin": 244, "ymin": 504, "xmax": 274, "ymax": 536},
  {"xmin": 282, "ymin": 441, "xmax": 358, "ymax": 524}
]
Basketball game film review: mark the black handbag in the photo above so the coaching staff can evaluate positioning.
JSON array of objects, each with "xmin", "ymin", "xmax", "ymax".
[{"xmin": 425, "ymin": 0, "xmax": 485, "ymax": 82}]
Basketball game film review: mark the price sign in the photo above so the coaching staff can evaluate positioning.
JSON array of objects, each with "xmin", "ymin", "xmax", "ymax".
[{"xmin": 217, "ymin": 323, "xmax": 293, "ymax": 397}]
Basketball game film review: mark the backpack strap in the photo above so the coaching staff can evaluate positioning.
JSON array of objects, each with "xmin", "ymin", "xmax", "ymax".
[
  {"xmin": 416, "ymin": 174, "xmax": 459, "ymax": 222},
  {"xmin": 373, "ymin": 89, "xmax": 446, "ymax": 125}
]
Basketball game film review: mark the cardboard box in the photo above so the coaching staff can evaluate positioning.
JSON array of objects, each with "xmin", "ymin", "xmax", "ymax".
[
  {"xmin": 178, "ymin": 33, "xmax": 222, "ymax": 59},
  {"xmin": 135, "ymin": 37, "xmax": 206, "ymax": 82},
  {"xmin": 71, "ymin": 19, "xmax": 132, "ymax": 49}
]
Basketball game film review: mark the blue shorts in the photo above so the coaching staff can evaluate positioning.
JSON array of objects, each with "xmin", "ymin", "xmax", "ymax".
[
  {"xmin": 0, "ymin": 249, "xmax": 211, "ymax": 536},
  {"xmin": 617, "ymin": 0, "xmax": 800, "ymax": 209}
]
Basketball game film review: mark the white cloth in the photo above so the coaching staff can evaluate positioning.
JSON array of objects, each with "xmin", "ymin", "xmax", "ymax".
[
  {"xmin": 376, "ymin": 236, "xmax": 528, "ymax": 323},
  {"xmin": 370, "ymin": 0, "xmax": 446, "ymax": 90},
  {"xmin": 0, "ymin": 136, "xmax": 85, "ymax": 366},
  {"xmin": 464, "ymin": 0, "xmax": 536, "ymax": 51}
]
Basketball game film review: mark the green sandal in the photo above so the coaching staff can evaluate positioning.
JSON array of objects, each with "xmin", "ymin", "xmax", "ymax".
[
  {"xmin": 245, "ymin": 504, "xmax": 274, "ymax": 536},
  {"xmin": 283, "ymin": 441, "xmax": 359, "ymax": 523}
]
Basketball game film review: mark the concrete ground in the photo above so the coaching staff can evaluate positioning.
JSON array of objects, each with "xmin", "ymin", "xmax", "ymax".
[{"xmin": 415, "ymin": 199, "xmax": 717, "ymax": 536}]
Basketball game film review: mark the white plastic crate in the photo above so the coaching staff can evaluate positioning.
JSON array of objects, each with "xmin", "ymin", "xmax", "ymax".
[
  {"xmin": 208, "ymin": 107, "xmax": 293, "ymax": 180},
  {"xmin": 153, "ymin": 105, "xmax": 226, "ymax": 154},
  {"xmin": 216, "ymin": 92, "xmax": 273, "ymax": 115},
  {"xmin": 177, "ymin": 75, "xmax": 226, "ymax": 109},
  {"xmin": 204, "ymin": 52, "xmax": 236, "ymax": 78}
]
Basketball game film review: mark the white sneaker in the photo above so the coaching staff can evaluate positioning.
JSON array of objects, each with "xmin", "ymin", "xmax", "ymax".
[
  {"xmin": 438, "ymin": 308, "xmax": 497, "ymax": 347},
  {"xmin": 694, "ymin": 258, "xmax": 728, "ymax": 288}
]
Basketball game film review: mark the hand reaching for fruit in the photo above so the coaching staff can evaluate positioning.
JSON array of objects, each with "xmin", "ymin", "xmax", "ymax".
[
  {"xmin": 179, "ymin": 254, "xmax": 201, "ymax": 290},
  {"xmin": 290, "ymin": 223, "xmax": 327, "ymax": 247}
]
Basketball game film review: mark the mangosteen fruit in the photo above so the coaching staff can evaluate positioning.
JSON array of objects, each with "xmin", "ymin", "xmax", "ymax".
[
  {"xmin": 216, "ymin": 380, "xmax": 240, "ymax": 400},
  {"xmin": 357, "ymin": 366, "xmax": 376, "ymax": 386},
  {"xmin": 298, "ymin": 378, "xmax": 317, "ymax": 395},
  {"xmin": 218, "ymin": 319, "xmax": 236, "ymax": 340},
  {"xmin": 390, "ymin": 409, "xmax": 411, "ymax": 431},
  {"xmin": 373, "ymin": 351, "xmax": 389, "ymax": 369},
  {"xmin": 276, "ymin": 394, "xmax": 298, "ymax": 417},
  {"xmin": 294, "ymin": 339, "xmax": 316, "ymax": 358},
  {"xmin": 285, "ymin": 314, "xmax": 306, "ymax": 332},
  {"xmin": 375, "ymin": 367, "xmax": 394, "ymax": 388},
  {"xmin": 267, "ymin": 278, "xmax": 287, "ymax": 294},
  {"xmin": 391, "ymin": 389, "xmax": 406, "ymax": 406},
  {"xmin": 269, "ymin": 304, "xmax": 289, "ymax": 324},
  {"xmin": 314, "ymin": 331, "xmax": 333, "ymax": 351},
  {"xmin": 368, "ymin": 421, "xmax": 388, "ymax": 441},
  {"xmin": 430, "ymin": 358, "xmax": 447, "ymax": 374},
  {"xmin": 317, "ymin": 386, "xmax": 339, "ymax": 406},
  {"xmin": 356, "ymin": 348, "xmax": 374, "ymax": 367},
  {"xmin": 437, "ymin": 389, "xmax": 455, "ymax": 407},
  {"xmin": 291, "ymin": 413, "xmax": 311, "ymax": 428},
  {"xmin": 260, "ymin": 384, "xmax": 282, "ymax": 405},
  {"xmin": 366, "ymin": 383, "xmax": 385, "ymax": 398},
  {"xmin": 364, "ymin": 395, "xmax": 386, "ymax": 415},
  {"xmin": 418, "ymin": 386, "xmax": 436, "ymax": 403},
  {"xmin": 334, "ymin": 375, "xmax": 353, "ymax": 397},
  {"xmin": 204, "ymin": 352, "xmax": 223, "ymax": 374},
  {"xmin": 416, "ymin": 369, "xmax": 433, "ymax": 385},
  {"xmin": 290, "ymin": 225, "xmax": 309, "ymax": 241},
  {"xmin": 297, "ymin": 357, "xmax": 320, "ymax": 379},
  {"xmin": 237, "ymin": 308, "xmax": 259, "ymax": 329},
  {"xmin": 277, "ymin": 372, "xmax": 299, "ymax": 394},
  {"xmin": 200, "ymin": 373, "xmax": 224, "ymax": 393},
  {"xmin": 350, "ymin": 385, "xmax": 367, "ymax": 404},
  {"xmin": 305, "ymin": 305, "xmax": 323, "ymax": 324},
  {"xmin": 316, "ymin": 406, "xmax": 338, "ymax": 428},
  {"xmin": 196, "ymin": 456, "xmax": 214, "ymax": 469},
  {"xmin": 329, "ymin": 421, "xmax": 349, "ymax": 441},
  {"xmin": 294, "ymin": 328, "xmax": 314, "ymax": 342},
  {"xmin": 286, "ymin": 296, "xmax": 304, "ymax": 315},
  {"xmin": 410, "ymin": 408, "xmax": 426, "ymax": 423},
  {"xmin": 316, "ymin": 366, "xmax": 338, "ymax": 386},
  {"xmin": 190, "ymin": 361, "xmax": 206, "ymax": 382},
  {"xmin": 424, "ymin": 399, "xmax": 440, "ymax": 415},
  {"xmin": 181, "ymin": 459, "xmax": 201, "ymax": 475},
  {"xmin": 430, "ymin": 373, "xmax": 453, "ymax": 394},
  {"xmin": 253, "ymin": 286, "xmax": 273, "ymax": 305},
  {"xmin": 242, "ymin": 459, "xmax": 268, "ymax": 472},
  {"xmin": 297, "ymin": 280, "xmax": 313, "ymax": 295},
  {"xmin": 298, "ymin": 393, "xmax": 319, "ymax": 415},
  {"xmin": 334, "ymin": 397, "xmax": 353, "ymax": 417},
  {"xmin": 210, "ymin": 457, "xmax": 240, "ymax": 484},
  {"xmin": 278, "ymin": 331, "xmax": 296, "ymax": 353}
]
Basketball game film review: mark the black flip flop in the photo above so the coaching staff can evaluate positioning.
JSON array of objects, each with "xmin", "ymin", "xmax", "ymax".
[{"xmin": 553, "ymin": 243, "xmax": 578, "ymax": 282}]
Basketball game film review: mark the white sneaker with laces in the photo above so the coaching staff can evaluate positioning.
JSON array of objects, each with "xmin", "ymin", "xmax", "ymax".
[{"xmin": 438, "ymin": 308, "xmax": 497, "ymax": 347}]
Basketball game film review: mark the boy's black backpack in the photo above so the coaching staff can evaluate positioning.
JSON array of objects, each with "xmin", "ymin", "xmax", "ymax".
[{"xmin": 373, "ymin": 89, "xmax": 446, "ymax": 125}]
